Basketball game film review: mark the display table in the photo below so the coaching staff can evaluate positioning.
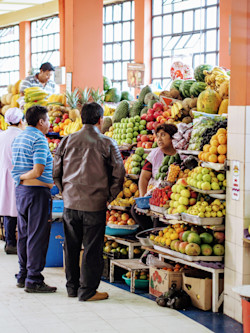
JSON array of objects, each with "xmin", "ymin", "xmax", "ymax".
[
  {"xmin": 105, "ymin": 234, "xmax": 141, "ymax": 259},
  {"xmin": 110, "ymin": 259, "xmax": 148, "ymax": 293},
  {"xmin": 142, "ymin": 246, "xmax": 224, "ymax": 312}
]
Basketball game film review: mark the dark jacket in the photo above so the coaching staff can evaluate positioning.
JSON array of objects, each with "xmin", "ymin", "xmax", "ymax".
[{"xmin": 53, "ymin": 124, "xmax": 125, "ymax": 211}]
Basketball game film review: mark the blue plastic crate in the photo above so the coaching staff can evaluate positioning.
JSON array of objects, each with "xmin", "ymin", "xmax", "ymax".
[
  {"xmin": 52, "ymin": 199, "xmax": 64, "ymax": 213},
  {"xmin": 45, "ymin": 221, "xmax": 64, "ymax": 267},
  {"xmin": 105, "ymin": 225, "xmax": 139, "ymax": 236},
  {"xmin": 135, "ymin": 196, "xmax": 152, "ymax": 209}
]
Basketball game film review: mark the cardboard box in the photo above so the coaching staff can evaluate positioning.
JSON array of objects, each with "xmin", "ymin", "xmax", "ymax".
[
  {"xmin": 182, "ymin": 272, "xmax": 224, "ymax": 311},
  {"xmin": 149, "ymin": 267, "xmax": 182, "ymax": 297}
]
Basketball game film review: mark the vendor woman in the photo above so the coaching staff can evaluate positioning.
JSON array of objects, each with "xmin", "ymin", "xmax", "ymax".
[{"xmin": 131, "ymin": 123, "xmax": 178, "ymax": 230}]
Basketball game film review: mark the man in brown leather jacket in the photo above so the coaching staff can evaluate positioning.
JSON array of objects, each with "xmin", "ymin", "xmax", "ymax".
[{"xmin": 53, "ymin": 102, "xmax": 125, "ymax": 301}]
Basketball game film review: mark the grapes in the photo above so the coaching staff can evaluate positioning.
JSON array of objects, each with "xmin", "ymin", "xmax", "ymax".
[{"xmin": 200, "ymin": 119, "xmax": 227, "ymax": 150}]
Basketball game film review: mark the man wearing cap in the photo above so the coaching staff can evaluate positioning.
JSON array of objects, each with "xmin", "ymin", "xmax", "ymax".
[
  {"xmin": 0, "ymin": 108, "xmax": 25, "ymax": 254},
  {"xmin": 20, "ymin": 62, "xmax": 56, "ymax": 96}
]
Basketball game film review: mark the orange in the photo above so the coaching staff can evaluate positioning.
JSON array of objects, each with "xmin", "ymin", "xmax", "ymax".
[
  {"xmin": 209, "ymin": 154, "xmax": 218, "ymax": 163},
  {"xmin": 64, "ymin": 119, "xmax": 72, "ymax": 125},
  {"xmin": 209, "ymin": 146, "xmax": 218, "ymax": 154},
  {"xmin": 218, "ymin": 134, "xmax": 227, "ymax": 144},
  {"xmin": 59, "ymin": 130, "xmax": 64, "ymax": 136},
  {"xmin": 210, "ymin": 139, "xmax": 219, "ymax": 147},
  {"xmin": 217, "ymin": 128, "xmax": 227, "ymax": 135},
  {"xmin": 53, "ymin": 125, "xmax": 60, "ymax": 133},
  {"xmin": 198, "ymin": 152, "xmax": 203, "ymax": 160},
  {"xmin": 217, "ymin": 144, "xmax": 227, "ymax": 155},
  {"xmin": 59, "ymin": 123, "xmax": 64, "ymax": 130},
  {"xmin": 211, "ymin": 135, "xmax": 218, "ymax": 141},
  {"xmin": 204, "ymin": 152, "xmax": 211, "ymax": 161},
  {"xmin": 218, "ymin": 154, "xmax": 226, "ymax": 164},
  {"xmin": 203, "ymin": 144, "xmax": 211, "ymax": 153}
]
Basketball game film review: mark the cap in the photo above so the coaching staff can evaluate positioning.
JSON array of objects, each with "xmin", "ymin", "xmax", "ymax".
[
  {"xmin": 40, "ymin": 62, "xmax": 55, "ymax": 71},
  {"xmin": 5, "ymin": 107, "xmax": 24, "ymax": 125}
]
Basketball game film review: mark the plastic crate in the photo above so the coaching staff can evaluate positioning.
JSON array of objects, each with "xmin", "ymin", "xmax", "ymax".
[
  {"xmin": 45, "ymin": 221, "xmax": 64, "ymax": 267},
  {"xmin": 52, "ymin": 199, "xmax": 64, "ymax": 213},
  {"xmin": 135, "ymin": 196, "xmax": 152, "ymax": 209}
]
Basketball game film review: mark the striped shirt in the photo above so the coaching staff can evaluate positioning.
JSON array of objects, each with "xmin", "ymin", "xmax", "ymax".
[
  {"xmin": 20, "ymin": 74, "xmax": 55, "ymax": 95},
  {"xmin": 11, "ymin": 127, "xmax": 53, "ymax": 186}
]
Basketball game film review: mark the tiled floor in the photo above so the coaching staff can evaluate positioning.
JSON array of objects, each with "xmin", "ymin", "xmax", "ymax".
[{"xmin": 0, "ymin": 240, "xmax": 242, "ymax": 333}]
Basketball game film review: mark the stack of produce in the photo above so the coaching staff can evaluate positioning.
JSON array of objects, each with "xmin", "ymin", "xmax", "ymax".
[
  {"xmin": 168, "ymin": 184, "xmax": 197, "ymax": 214},
  {"xmin": 103, "ymin": 239, "xmax": 132, "ymax": 257},
  {"xmin": 23, "ymin": 87, "xmax": 48, "ymax": 111},
  {"xmin": 110, "ymin": 178, "xmax": 139, "ymax": 207},
  {"xmin": 125, "ymin": 270, "xmax": 149, "ymax": 280},
  {"xmin": 149, "ymin": 185, "xmax": 172, "ymax": 207},
  {"xmin": 47, "ymin": 94, "xmax": 66, "ymax": 106},
  {"xmin": 49, "ymin": 112, "xmax": 72, "ymax": 134},
  {"xmin": 124, "ymin": 148, "xmax": 148, "ymax": 175},
  {"xmin": 166, "ymin": 164, "xmax": 181, "ymax": 183},
  {"xmin": 106, "ymin": 210, "xmax": 136, "ymax": 226},
  {"xmin": 170, "ymin": 98, "xmax": 197, "ymax": 123},
  {"xmin": 187, "ymin": 166, "xmax": 226, "ymax": 191},
  {"xmin": 186, "ymin": 198, "xmax": 226, "ymax": 218},
  {"xmin": 63, "ymin": 117, "xmax": 83, "ymax": 136},
  {"xmin": 47, "ymin": 138, "xmax": 61, "ymax": 154},
  {"xmin": 155, "ymin": 153, "xmax": 181, "ymax": 181},
  {"xmin": 203, "ymin": 66, "xmax": 230, "ymax": 92},
  {"xmin": 103, "ymin": 76, "xmax": 133, "ymax": 104},
  {"xmin": 152, "ymin": 223, "xmax": 225, "ymax": 257},
  {"xmin": 105, "ymin": 116, "xmax": 147, "ymax": 145},
  {"xmin": 137, "ymin": 134, "xmax": 156, "ymax": 149},
  {"xmin": 172, "ymin": 123, "xmax": 193, "ymax": 150},
  {"xmin": 0, "ymin": 114, "xmax": 8, "ymax": 130},
  {"xmin": 140, "ymin": 101, "xmax": 173, "ymax": 129},
  {"xmin": 199, "ymin": 128, "xmax": 227, "ymax": 164},
  {"xmin": 199, "ymin": 119, "xmax": 227, "ymax": 150},
  {"xmin": 104, "ymin": 103, "xmax": 116, "ymax": 116},
  {"xmin": 0, "ymin": 80, "xmax": 21, "ymax": 115}
]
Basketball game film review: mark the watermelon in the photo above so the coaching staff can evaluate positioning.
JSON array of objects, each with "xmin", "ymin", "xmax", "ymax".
[
  {"xmin": 190, "ymin": 82, "xmax": 207, "ymax": 97},
  {"xmin": 194, "ymin": 64, "xmax": 213, "ymax": 82},
  {"xmin": 103, "ymin": 76, "xmax": 112, "ymax": 91},
  {"xmin": 179, "ymin": 80, "xmax": 196, "ymax": 98},
  {"xmin": 170, "ymin": 79, "xmax": 183, "ymax": 91}
]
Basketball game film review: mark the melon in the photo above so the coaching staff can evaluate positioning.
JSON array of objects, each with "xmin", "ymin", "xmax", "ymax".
[
  {"xmin": 197, "ymin": 89, "xmax": 222, "ymax": 114},
  {"xmin": 194, "ymin": 64, "xmax": 213, "ymax": 82},
  {"xmin": 170, "ymin": 79, "xmax": 183, "ymax": 91},
  {"xmin": 179, "ymin": 80, "xmax": 196, "ymax": 98},
  {"xmin": 190, "ymin": 82, "xmax": 206, "ymax": 97}
]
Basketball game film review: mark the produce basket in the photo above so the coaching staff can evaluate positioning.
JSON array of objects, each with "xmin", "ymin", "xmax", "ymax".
[
  {"xmin": 135, "ymin": 196, "xmax": 152, "ymax": 209},
  {"xmin": 201, "ymin": 161, "xmax": 226, "ymax": 172},
  {"xmin": 153, "ymin": 245, "xmax": 224, "ymax": 262},
  {"xmin": 122, "ymin": 274, "xmax": 149, "ymax": 290},
  {"xmin": 188, "ymin": 186, "xmax": 225, "ymax": 195},
  {"xmin": 150, "ymin": 204, "xmax": 168, "ymax": 214},
  {"xmin": 105, "ymin": 224, "xmax": 139, "ymax": 236},
  {"xmin": 163, "ymin": 212, "xmax": 181, "ymax": 220},
  {"xmin": 177, "ymin": 149, "xmax": 200, "ymax": 156},
  {"xmin": 181, "ymin": 213, "xmax": 224, "ymax": 226}
]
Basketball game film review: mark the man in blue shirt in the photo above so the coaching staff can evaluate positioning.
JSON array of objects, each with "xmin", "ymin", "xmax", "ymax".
[
  {"xmin": 20, "ymin": 62, "xmax": 56, "ymax": 96},
  {"xmin": 11, "ymin": 105, "xmax": 56, "ymax": 293}
]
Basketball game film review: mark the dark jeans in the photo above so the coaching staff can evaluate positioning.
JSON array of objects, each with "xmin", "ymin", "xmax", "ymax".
[
  {"xmin": 63, "ymin": 208, "xmax": 106, "ymax": 301},
  {"xmin": 131, "ymin": 203, "xmax": 164, "ymax": 231},
  {"xmin": 15, "ymin": 185, "xmax": 51, "ymax": 286},
  {"xmin": 3, "ymin": 216, "xmax": 17, "ymax": 246}
]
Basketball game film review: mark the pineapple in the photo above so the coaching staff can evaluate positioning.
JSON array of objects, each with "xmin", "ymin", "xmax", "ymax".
[
  {"xmin": 91, "ymin": 88, "xmax": 104, "ymax": 105},
  {"xmin": 79, "ymin": 87, "xmax": 91, "ymax": 106},
  {"xmin": 65, "ymin": 89, "xmax": 80, "ymax": 121}
]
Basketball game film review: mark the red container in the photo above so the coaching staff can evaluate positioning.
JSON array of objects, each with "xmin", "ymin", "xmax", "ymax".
[{"xmin": 242, "ymin": 298, "xmax": 250, "ymax": 333}]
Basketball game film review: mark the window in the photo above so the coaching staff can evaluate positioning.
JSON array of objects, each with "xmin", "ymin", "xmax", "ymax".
[
  {"xmin": 103, "ymin": 0, "xmax": 135, "ymax": 91},
  {"xmin": 152, "ymin": 0, "xmax": 220, "ymax": 89},
  {"xmin": 0, "ymin": 25, "xmax": 19, "ymax": 95},
  {"xmin": 31, "ymin": 16, "xmax": 60, "ymax": 74}
]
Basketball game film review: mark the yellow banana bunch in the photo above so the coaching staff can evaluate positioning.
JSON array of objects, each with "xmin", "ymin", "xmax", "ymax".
[
  {"xmin": 204, "ymin": 67, "xmax": 230, "ymax": 91},
  {"xmin": 104, "ymin": 104, "xmax": 115, "ymax": 116},
  {"xmin": 171, "ymin": 101, "xmax": 183, "ymax": 119},
  {"xmin": 47, "ymin": 94, "xmax": 66, "ymax": 105},
  {"xmin": 64, "ymin": 117, "xmax": 82, "ymax": 135},
  {"xmin": 0, "ymin": 114, "xmax": 8, "ymax": 130}
]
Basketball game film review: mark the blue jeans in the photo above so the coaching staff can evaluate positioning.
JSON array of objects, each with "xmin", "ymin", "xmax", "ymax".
[{"xmin": 3, "ymin": 216, "xmax": 17, "ymax": 247}]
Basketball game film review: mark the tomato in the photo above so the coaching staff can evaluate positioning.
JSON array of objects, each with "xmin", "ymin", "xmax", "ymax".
[
  {"xmin": 137, "ymin": 141, "xmax": 143, "ymax": 147},
  {"xmin": 141, "ymin": 135, "xmax": 148, "ymax": 142},
  {"xmin": 145, "ymin": 142, "xmax": 153, "ymax": 149}
]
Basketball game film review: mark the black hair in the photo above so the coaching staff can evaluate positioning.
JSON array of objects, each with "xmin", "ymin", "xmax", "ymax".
[
  {"xmin": 40, "ymin": 62, "xmax": 55, "ymax": 71},
  {"xmin": 25, "ymin": 105, "xmax": 48, "ymax": 127},
  {"xmin": 81, "ymin": 102, "xmax": 104, "ymax": 125},
  {"xmin": 155, "ymin": 123, "xmax": 178, "ymax": 138}
]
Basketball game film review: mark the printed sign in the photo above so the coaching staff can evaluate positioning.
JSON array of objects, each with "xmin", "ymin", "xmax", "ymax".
[
  {"xmin": 232, "ymin": 161, "xmax": 240, "ymax": 200},
  {"xmin": 127, "ymin": 63, "xmax": 145, "ymax": 87}
]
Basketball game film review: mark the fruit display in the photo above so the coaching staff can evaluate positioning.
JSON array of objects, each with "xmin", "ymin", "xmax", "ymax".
[
  {"xmin": 199, "ymin": 120, "xmax": 227, "ymax": 151},
  {"xmin": 105, "ymin": 116, "xmax": 147, "ymax": 145},
  {"xmin": 23, "ymin": 87, "xmax": 48, "ymax": 111},
  {"xmin": 194, "ymin": 64, "xmax": 214, "ymax": 82},
  {"xmin": 110, "ymin": 178, "xmax": 139, "ymax": 207},
  {"xmin": 166, "ymin": 164, "xmax": 181, "ymax": 183},
  {"xmin": 106, "ymin": 209, "xmax": 136, "ymax": 226},
  {"xmin": 0, "ymin": 80, "xmax": 21, "ymax": 115},
  {"xmin": 63, "ymin": 117, "xmax": 83, "ymax": 136},
  {"xmin": 0, "ymin": 114, "xmax": 8, "ymax": 130},
  {"xmin": 186, "ymin": 198, "xmax": 226, "ymax": 218},
  {"xmin": 179, "ymin": 79, "xmax": 196, "ymax": 98},
  {"xmin": 149, "ymin": 185, "xmax": 172, "ymax": 207},
  {"xmin": 203, "ymin": 66, "xmax": 230, "ymax": 92},
  {"xmin": 187, "ymin": 166, "xmax": 226, "ymax": 191},
  {"xmin": 168, "ymin": 184, "xmax": 197, "ymax": 215},
  {"xmin": 140, "ymin": 101, "xmax": 173, "ymax": 128},
  {"xmin": 137, "ymin": 133, "xmax": 157, "ymax": 149},
  {"xmin": 47, "ymin": 138, "xmax": 61, "ymax": 153},
  {"xmin": 172, "ymin": 123, "xmax": 193, "ymax": 150},
  {"xmin": 199, "ymin": 128, "xmax": 227, "ymax": 164},
  {"xmin": 151, "ymin": 223, "xmax": 225, "ymax": 257},
  {"xmin": 48, "ymin": 110, "xmax": 71, "ymax": 134},
  {"xmin": 125, "ymin": 270, "xmax": 149, "ymax": 280},
  {"xmin": 124, "ymin": 148, "xmax": 148, "ymax": 175},
  {"xmin": 47, "ymin": 94, "xmax": 66, "ymax": 105},
  {"xmin": 197, "ymin": 89, "xmax": 222, "ymax": 114},
  {"xmin": 104, "ymin": 103, "xmax": 116, "ymax": 116},
  {"xmin": 155, "ymin": 153, "xmax": 181, "ymax": 181}
]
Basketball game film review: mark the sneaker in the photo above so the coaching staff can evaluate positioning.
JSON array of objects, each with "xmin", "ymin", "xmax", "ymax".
[
  {"xmin": 5, "ymin": 245, "xmax": 17, "ymax": 255},
  {"xmin": 24, "ymin": 282, "xmax": 57, "ymax": 293},
  {"xmin": 85, "ymin": 291, "xmax": 109, "ymax": 301}
]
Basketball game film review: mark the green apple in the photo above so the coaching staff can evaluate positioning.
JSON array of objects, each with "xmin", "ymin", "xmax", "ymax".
[
  {"xmin": 140, "ymin": 120, "xmax": 146, "ymax": 126},
  {"xmin": 180, "ymin": 189, "xmax": 191, "ymax": 198},
  {"xmin": 201, "ymin": 182, "xmax": 211, "ymax": 191},
  {"xmin": 202, "ymin": 174, "xmax": 211, "ymax": 182},
  {"xmin": 211, "ymin": 182, "xmax": 220, "ymax": 190},
  {"xmin": 217, "ymin": 173, "xmax": 225, "ymax": 181},
  {"xmin": 178, "ymin": 197, "xmax": 189, "ymax": 206},
  {"xmin": 202, "ymin": 168, "xmax": 210, "ymax": 175}
]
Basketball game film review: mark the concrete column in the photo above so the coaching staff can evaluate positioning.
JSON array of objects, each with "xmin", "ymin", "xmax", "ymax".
[{"xmin": 19, "ymin": 21, "xmax": 31, "ymax": 79}]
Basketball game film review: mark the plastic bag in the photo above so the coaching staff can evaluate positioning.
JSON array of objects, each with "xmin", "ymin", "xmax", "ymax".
[{"xmin": 146, "ymin": 254, "xmax": 174, "ymax": 269}]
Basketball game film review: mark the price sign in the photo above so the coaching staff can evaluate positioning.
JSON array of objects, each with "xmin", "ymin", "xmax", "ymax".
[{"xmin": 232, "ymin": 161, "xmax": 240, "ymax": 200}]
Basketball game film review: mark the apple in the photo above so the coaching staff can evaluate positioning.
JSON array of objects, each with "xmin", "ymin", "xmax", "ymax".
[
  {"xmin": 146, "ymin": 114, "xmax": 154, "ymax": 122},
  {"xmin": 145, "ymin": 142, "xmax": 153, "ymax": 149},
  {"xmin": 146, "ymin": 121, "xmax": 154, "ymax": 131},
  {"xmin": 179, "ymin": 241, "xmax": 188, "ymax": 254},
  {"xmin": 55, "ymin": 117, "xmax": 61, "ymax": 124},
  {"xmin": 177, "ymin": 204, "xmax": 187, "ymax": 214},
  {"xmin": 180, "ymin": 189, "xmax": 190, "ymax": 198},
  {"xmin": 201, "ymin": 182, "xmax": 211, "ymax": 191},
  {"xmin": 217, "ymin": 173, "xmax": 225, "ymax": 181},
  {"xmin": 201, "ymin": 244, "xmax": 213, "ymax": 256},
  {"xmin": 211, "ymin": 182, "xmax": 220, "ymax": 190},
  {"xmin": 121, "ymin": 213, "xmax": 129, "ymax": 221},
  {"xmin": 170, "ymin": 240, "xmax": 179, "ymax": 251},
  {"xmin": 213, "ymin": 232, "xmax": 225, "ymax": 244},
  {"xmin": 185, "ymin": 243, "xmax": 201, "ymax": 256},
  {"xmin": 153, "ymin": 102, "xmax": 163, "ymax": 111},
  {"xmin": 147, "ymin": 108, "xmax": 154, "ymax": 116},
  {"xmin": 153, "ymin": 111, "xmax": 161, "ymax": 119},
  {"xmin": 141, "ymin": 135, "xmax": 148, "ymax": 143},
  {"xmin": 201, "ymin": 168, "xmax": 210, "ymax": 175},
  {"xmin": 174, "ymin": 240, "xmax": 181, "ymax": 252},
  {"xmin": 63, "ymin": 113, "xmax": 69, "ymax": 120},
  {"xmin": 147, "ymin": 134, "xmax": 154, "ymax": 142},
  {"xmin": 127, "ymin": 218, "xmax": 135, "ymax": 225},
  {"xmin": 189, "ymin": 198, "xmax": 196, "ymax": 206},
  {"xmin": 178, "ymin": 197, "xmax": 189, "ymax": 206},
  {"xmin": 213, "ymin": 244, "xmax": 225, "ymax": 256},
  {"xmin": 202, "ymin": 174, "xmax": 211, "ymax": 182}
]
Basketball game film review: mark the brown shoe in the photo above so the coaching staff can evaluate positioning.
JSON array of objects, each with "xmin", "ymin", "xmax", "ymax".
[{"xmin": 86, "ymin": 291, "xmax": 109, "ymax": 301}]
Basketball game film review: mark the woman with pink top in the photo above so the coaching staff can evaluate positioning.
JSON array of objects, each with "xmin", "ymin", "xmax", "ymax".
[
  {"xmin": 0, "ymin": 108, "xmax": 25, "ymax": 254},
  {"xmin": 131, "ymin": 124, "xmax": 178, "ymax": 230}
]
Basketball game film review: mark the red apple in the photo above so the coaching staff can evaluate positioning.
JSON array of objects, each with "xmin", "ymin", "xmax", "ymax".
[
  {"xmin": 141, "ymin": 135, "xmax": 148, "ymax": 143},
  {"xmin": 63, "ymin": 113, "xmax": 69, "ymax": 119},
  {"xmin": 146, "ymin": 121, "xmax": 154, "ymax": 131},
  {"xmin": 145, "ymin": 142, "xmax": 153, "ymax": 149},
  {"xmin": 190, "ymin": 191, "xmax": 198, "ymax": 199},
  {"xmin": 146, "ymin": 114, "xmax": 154, "ymax": 122},
  {"xmin": 137, "ymin": 141, "xmax": 143, "ymax": 147},
  {"xmin": 147, "ymin": 134, "xmax": 154, "ymax": 142},
  {"xmin": 153, "ymin": 102, "xmax": 163, "ymax": 111},
  {"xmin": 141, "ymin": 114, "xmax": 147, "ymax": 121},
  {"xmin": 55, "ymin": 117, "xmax": 61, "ymax": 124},
  {"xmin": 147, "ymin": 108, "xmax": 154, "ymax": 115},
  {"xmin": 137, "ymin": 134, "xmax": 142, "ymax": 142}
]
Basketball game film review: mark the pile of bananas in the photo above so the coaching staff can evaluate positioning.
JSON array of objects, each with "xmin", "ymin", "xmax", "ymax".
[
  {"xmin": 0, "ymin": 114, "xmax": 8, "ymax": 130},
  {"xmin": 63, "ymin": 117, "xmax": 82, "ymax": 135},
  {"xmin": 104, "ymin": 103, "xmax": 116, "ymax": 116},
  {"xmin": 171, "ymin": 101, "xmax": 184, "ymax": 119},
  {"xmin": 203, "ymin": 67, "xmax": 230, "ymax": 92},
  {"xmin": 47, "ymin": 94, "xmax": 66, "ymax": 106},
  {"xmin": 110, "ymin": 178, "xmax": 139, "ymax": 207},
  {"xmin": 24, "ymin": 87, "xmax": 48, "ymax": 112}
]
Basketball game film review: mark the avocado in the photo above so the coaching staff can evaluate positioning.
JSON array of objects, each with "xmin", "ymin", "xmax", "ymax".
[
  {"xmin": 163, "ymin": 156, "xmax": 170, "ymax": 165},
  {"xmin": 161, "ymin": 165, "xmax": 169, "ymax": 173},
  {"xmin": 168, "ymin": 156, "xmax": 175, "ymax": 166}
]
